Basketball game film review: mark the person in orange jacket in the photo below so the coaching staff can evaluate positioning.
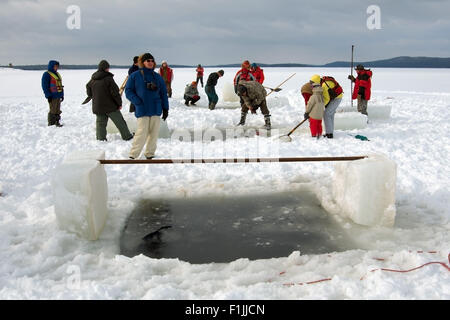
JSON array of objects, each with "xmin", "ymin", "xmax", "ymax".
[
  {"xmin": 196, "ymin": 64, "xmax": 204, "ymax": 87},
  {"xmin": 159, "ymin": 60, "xmax": 173, "ymax": 98},
  {"xmin": 250, "ymin": 63, "xmax": 265, "ymax": 84}
]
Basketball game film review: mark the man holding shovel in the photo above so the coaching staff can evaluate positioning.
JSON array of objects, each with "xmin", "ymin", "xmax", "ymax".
[{"xmin": 236, "ymin": 80, "xmax": 271, "ymax": 130}]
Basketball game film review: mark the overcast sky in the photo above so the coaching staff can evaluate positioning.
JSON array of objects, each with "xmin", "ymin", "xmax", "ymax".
[{"xmin": 1, "ymin": 0, "xmax": 449, "ymax": 66}]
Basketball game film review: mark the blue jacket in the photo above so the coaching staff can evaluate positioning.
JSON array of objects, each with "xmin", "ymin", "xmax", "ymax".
[
  {"xmin": 125, "ymin": 67, "xmax": 169, "ymax": 118},
  {"xmin": 41, "ymin": 60, "xmax": 64, "ymax": 99}
]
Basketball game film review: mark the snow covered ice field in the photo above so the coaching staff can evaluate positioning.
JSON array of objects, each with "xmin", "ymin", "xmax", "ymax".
[{"xmin": 0, "ymin": 67, "xmax": 449, "ymax": 299}]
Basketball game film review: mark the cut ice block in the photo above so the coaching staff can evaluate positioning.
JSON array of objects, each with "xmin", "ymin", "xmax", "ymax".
[
  {"xmin": 52, "ymin": 151, "xmax": 108, "ymax": 240},
  {"xmin": 222, "ymin": 82, "xmax": 239, "ymax": 102},
  {"xmin": 337, "ymin": 105, "xmax": 392, "ymax": 119},
  {"xmin": 325, "ymin": 112, "xmax": 367, "ymax": 130},
  {"xmin": 332, "ymin": 153, "xmax": 397, "ymax": 227}
]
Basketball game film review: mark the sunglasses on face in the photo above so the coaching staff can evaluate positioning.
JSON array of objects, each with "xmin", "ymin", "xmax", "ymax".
[{"xmin": 145, "ymin": 59, "xmax": 154, "ymax": 63}]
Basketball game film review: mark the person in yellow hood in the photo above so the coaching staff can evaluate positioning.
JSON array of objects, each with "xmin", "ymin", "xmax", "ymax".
[{"xmin": 310, "ymin": 74, "xmax": 343, "ymax": 138}]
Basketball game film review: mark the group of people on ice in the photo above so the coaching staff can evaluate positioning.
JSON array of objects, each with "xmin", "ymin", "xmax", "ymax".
[{"xmin": 41, "ymin": 54, "xmax": 372, "ymax": 160}]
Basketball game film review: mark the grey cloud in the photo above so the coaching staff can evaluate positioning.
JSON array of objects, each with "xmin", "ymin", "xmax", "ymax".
[{"xmin": 0, "ymin": 0, "xmax": 449, "ymax": 65}]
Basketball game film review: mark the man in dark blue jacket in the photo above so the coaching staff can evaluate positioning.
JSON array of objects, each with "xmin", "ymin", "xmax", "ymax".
[
  {"xmin": 125, "ymin": 53, "xmax": 169, "ymax": 159},
  {"xmin": 128, "ymin": 56, "xmax": 139, "ymax": 75},
  {"xmin": 41, "ymin": 60, "xmax": 64, "ymax": 126}
]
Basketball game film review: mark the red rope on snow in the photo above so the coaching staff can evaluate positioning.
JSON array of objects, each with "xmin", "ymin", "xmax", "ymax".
[{"xmin": 279, "ymin": 252, "xmax": 450, "ymax": 286}]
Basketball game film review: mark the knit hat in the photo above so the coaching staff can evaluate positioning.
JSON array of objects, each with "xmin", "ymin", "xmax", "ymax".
[
  {"xmin": 218, "ymin": 70, "xmax": 224, "ymax": 76},
  {"xmin": 141, "ymin": 53, "xmax": 154, "ymax": 62},
  {"xmin": 98, "ymin": 60, "xmax": 110, "ymax": 71},
  {"xmin": 356, "ymin": 64, "xmax": 364, "ymax": 70},
  {"xmin": 191, "ymin": 81, "xmax": 197, "ymax": 86},
  {"xmin": 162, "ymin": 60, "xmax": 167, "ymax": 65},
  {"xmin": 251, "ymin": 63, "xmax": 257, "ymax": 68},
  {"xmin": 133, "ymin": 56, "xmax": 139, "ymax": 64}
]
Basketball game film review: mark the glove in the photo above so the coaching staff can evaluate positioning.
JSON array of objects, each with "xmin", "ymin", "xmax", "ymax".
[
  {"xmin": 60, "ymin": 97, "xmax": 64, "ymax": 102},
  {"xmin": 162, "ymin": 109, "xmax": 168, "ymax": 121},
  {"xmin": 348, "ymin": 75, "xmax": 355, "ymax": 82},
  {"xmin": 47, "ymin": 98, "xmax": 52, "ymax": 103},
  {"xmin": 304, "ymin": 112, "xmax": 310, "ymax": 120}
]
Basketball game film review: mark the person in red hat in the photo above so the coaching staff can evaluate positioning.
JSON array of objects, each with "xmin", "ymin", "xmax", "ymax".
[{"xmin": 184, "ymin": 81, "xmax": 200, "ymax": 106}]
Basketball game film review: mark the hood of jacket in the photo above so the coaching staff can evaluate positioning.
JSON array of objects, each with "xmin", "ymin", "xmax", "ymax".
[
  {"xmin": 91, "ymin": 70, "xmax": 114, "ymax": 81},
  {"xmin": 312, "ymin": 85, "xmax": 323, "ymax": 95},
  {"xmin": 47, "ymin": 60, "xmax": 60, "ymax": 72}
]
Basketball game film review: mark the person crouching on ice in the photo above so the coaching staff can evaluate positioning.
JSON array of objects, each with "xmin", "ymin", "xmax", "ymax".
[
  {"xmin": 184, "ymin": 81, "xmax": 200, "ymax": 106},
  {"xmin": 125, "ymin": 53, "xmax": 169, "ymax": 160},
  {"xmin": 304, "ymin": 80, "xmax": 325, "ymax": 138},
  {"xmin": 236, "ymin": 80, "xmax": 271, "ymax": 130}
]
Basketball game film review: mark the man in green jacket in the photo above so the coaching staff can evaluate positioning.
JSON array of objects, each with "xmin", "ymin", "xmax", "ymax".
[{"xmin": 86, "ymin": 60, "xmax": 133, "ymax": 141}]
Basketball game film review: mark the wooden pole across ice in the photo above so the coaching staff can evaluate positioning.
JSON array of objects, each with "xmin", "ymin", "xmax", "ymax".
[{"xmin": 99, "ymin": 156, "xmax": 367, "ymax": 165}]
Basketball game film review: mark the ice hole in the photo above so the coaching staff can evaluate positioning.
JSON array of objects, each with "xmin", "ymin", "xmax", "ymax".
[{"xmin": 120, "ymin": 191, "xmax": 360, "ymax": 264}]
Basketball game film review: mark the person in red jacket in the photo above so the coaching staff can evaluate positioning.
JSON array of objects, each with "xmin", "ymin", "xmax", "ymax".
[
  {"xmin": 233, "ymin": 60, "xmax": 255, "ymax": 93},
  {"xmin": 234, "ymin": 60, "xmax": 256, "ymax": 113},
  {"xmin": 348, "ymin": 64, "xmax": 372, "ymax": 117},
  {"xmin": 159, "ymin": 60, "xmax": 173, "ymax": 98},
  {"xmin": 196, "ymin": 64, "xmax": 204, "ymax": 87},
  {"xmin": 250, "ymin": 63, "xmax": 265, "ymax": 84}
]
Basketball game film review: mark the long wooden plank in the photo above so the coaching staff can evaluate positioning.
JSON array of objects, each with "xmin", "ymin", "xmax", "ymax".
[{"xmin": 99, "ymin": 156, "xmax": 367, "ymax": 164}]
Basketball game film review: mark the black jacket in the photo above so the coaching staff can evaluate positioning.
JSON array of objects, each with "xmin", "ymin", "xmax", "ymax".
[
  {"xmin": 128, "ymin": 65, "xmax": 139, "ymax": 75},
  {"xmin": 86, "ymin": 70, "xmax": 122, "ymax": 115},
  {"xmin": 206, "ymin": 72, "xmax": 220, "ymax": 87}
]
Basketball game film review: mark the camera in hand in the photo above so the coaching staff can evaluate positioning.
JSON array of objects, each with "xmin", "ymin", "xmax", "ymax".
[{"xmin": 146, "ymin": 82, "xmax": 158, "ymax": 91}]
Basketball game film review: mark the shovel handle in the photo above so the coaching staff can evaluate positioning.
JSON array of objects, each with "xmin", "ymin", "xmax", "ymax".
[{"xmin": 287, "ymin": 118, "xmax": 308, "ymax": 136}]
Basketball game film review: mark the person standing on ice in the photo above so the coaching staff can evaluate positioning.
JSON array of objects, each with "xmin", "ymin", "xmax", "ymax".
[
  {"xmin": 126, "ymin": 53, "xmax": 169, "ymax": 159},
  {"xmin": 250, "ymin": 63, "xmax": 265, "ymax": 84},
  {"xmin": 234, "ymin": 60, "xmax": 256, "ymax": 115},
  {"xmin": 300, "ymin": 82, "xmax": 313, "ymax": 106},
  {"xmin": 41, "ymin": 60, "xmax": 64, "ymax": 127},
  {"xmin": 86, "ymin": 60, "xmax": 134, "ymax": 142},
  {"xmin": 304, "ymin": 81, "xmax": 325, "ymax": 138},
  {"xmin": 159, "ymin": 60, "xmax": 173, "ymax": 98},
  {"xmin": 233, "ymin": 60, "xmax": 255, "ymax": 93},
  {"xmin": 205, "ymin": 69, "xmax": 224, "ymax": 110},
  {"xmin": 128, "ymin": 56, "xmax": 139, "ymax": 75},
  {"xmin": 311, "ymin": 74, "xmax": 343, "ymax": 139},
  {"xmin": 196, "ymin": 64, "xmax": 204, "ymax": 87},
  {"xmin": 184, "ymin": 81, "xmax": 200, "ymax": 106},
  {"xmin": 236, "ymin": 80, "xmax": 271, "ymax": 129},
  {"xmin": 348, "ymin": 64, "xmax": 372, "ymax": 118}
]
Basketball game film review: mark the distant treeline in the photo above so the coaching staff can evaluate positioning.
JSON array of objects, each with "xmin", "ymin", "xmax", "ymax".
[{"xmin": 4, "ymin": 56, "xmax": 450, "ymax": 70}]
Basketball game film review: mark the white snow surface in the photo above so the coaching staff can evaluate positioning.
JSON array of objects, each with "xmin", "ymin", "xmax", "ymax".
[{"xmin": 0, "ymin": 67, "xmax": 449, "ymax": 299}]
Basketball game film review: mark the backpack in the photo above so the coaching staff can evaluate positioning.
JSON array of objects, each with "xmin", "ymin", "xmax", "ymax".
[{"xmin": 321, "ymin": 76, "xmax": 343, "ymax": 100}]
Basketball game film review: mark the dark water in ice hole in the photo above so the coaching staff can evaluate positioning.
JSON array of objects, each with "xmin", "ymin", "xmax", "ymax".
[{"xmin": 120, "ymin": 191, "xmax": 359, "ymax": 264}]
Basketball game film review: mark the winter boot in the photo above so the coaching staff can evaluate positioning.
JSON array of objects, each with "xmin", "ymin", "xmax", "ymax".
[
  {"xmin": 209, "ymin": 102, "xmax": 216, "ymax": 110},
  {"xmin": 55, "ymin": 114, "xmax": 63, "ymax": 127},
  {"xmin": 237, "ymin": 112, "xmax": 247, "ymax": 126},
  {"xmin": 48, "ymin": 113, "xmax": 56, "ymax": 126},
  {"xmin": 324, "ymin": 133, "xmax": 333, "ymax": 139},
  {"xmin": 263, "ymin": 115, "xmax": 271, "ymax": 130}
]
